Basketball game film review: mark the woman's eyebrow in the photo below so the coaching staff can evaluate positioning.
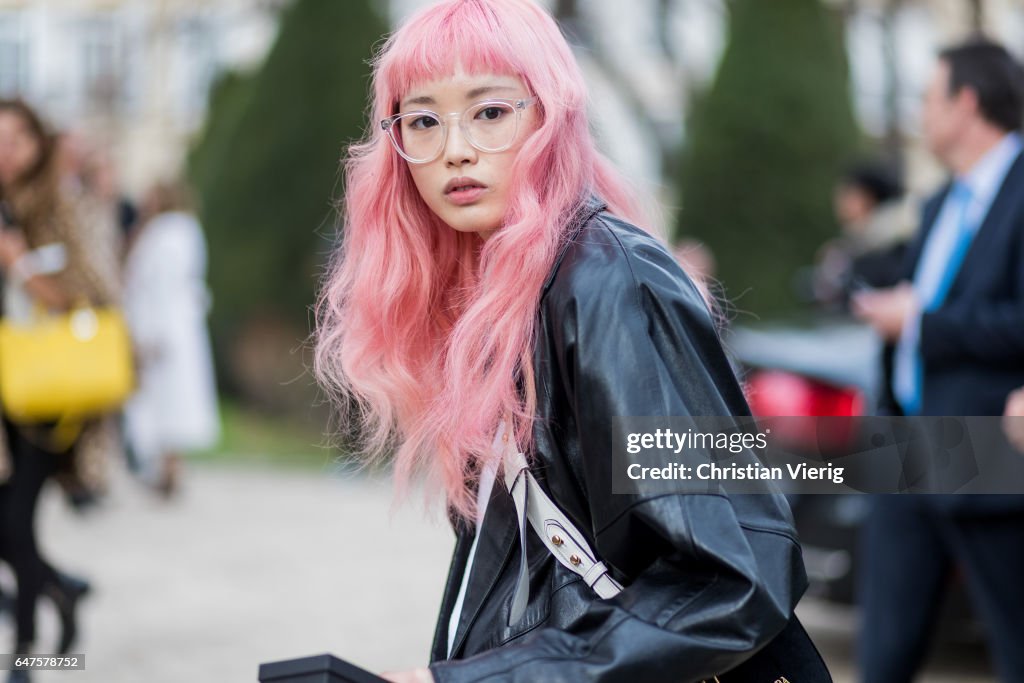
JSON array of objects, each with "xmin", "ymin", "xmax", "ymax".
[
  {"xmin": 465, "ymin": 85, "xmax": 518, "ymax": 99},
  {"xmin": 401, "ymin": 95, "xmax": 435, "ymax": 108}
]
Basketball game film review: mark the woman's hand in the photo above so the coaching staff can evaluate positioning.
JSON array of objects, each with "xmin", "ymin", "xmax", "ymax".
[{"xmin": 379, "ymin": 668, "xmax": 434, "ymax": 683}]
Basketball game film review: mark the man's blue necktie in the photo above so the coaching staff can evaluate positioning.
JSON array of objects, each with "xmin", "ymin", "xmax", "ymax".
[{"xmin": 896, "ymin": 181, "xmax": 975, "ymax": 415}]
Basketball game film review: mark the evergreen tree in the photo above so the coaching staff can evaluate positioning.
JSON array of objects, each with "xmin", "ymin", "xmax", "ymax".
[
  {"xmin": 677, "ymin": 0, "xmax": 860, "ymax": 315},
  {"xmin": 189, "ymin": 0, "xmax": 387, "ymax": 362},
  {"xmin": 189, "ymin": 70, "xmax": 256, "ymax": 196}
]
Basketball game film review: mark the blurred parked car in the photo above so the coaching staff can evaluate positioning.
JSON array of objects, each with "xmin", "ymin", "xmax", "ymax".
[{"xmin": 729, "ymin": 317, "xmax": 877, "ymax": 603}]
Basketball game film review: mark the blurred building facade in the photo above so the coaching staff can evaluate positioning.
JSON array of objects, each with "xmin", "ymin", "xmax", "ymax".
[
  {"xmin": 0, "ymin": 0, "xmax": 1020, "ymax": 198},
  {"xmin": 0, "ymin": 0, "xmax": 287, "ymax": 194}
]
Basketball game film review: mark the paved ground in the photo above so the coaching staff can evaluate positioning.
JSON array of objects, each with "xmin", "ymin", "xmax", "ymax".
[
  {"xmin": 11, "ymin": 462, "xmax": 454, "ymax": 683},
  {"xmin": 0, "ymin": 461, "xmax": 999, "ymax": 683}
]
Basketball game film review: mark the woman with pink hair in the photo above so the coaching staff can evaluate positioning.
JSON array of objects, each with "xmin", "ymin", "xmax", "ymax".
[{"xmin": 316, "ymin": 1, "xmax": 829, "ymax": 681}]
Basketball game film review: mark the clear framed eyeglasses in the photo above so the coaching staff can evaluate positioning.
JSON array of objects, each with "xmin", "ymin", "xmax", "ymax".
[{"xmin": 381, "ymin": 97, "xmax": 537, "ymax": 164}]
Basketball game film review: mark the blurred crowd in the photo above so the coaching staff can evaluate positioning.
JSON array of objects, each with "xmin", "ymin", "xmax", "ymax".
[{"xmin": 0, "ymin": 99, "xmax": 219, "ymax": 680}]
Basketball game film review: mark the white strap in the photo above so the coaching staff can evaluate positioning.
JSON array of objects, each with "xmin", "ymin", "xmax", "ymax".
[
  {"xmin": 496, "ymin": 424, "xmax": 722, "ymax": 683},
  {"xmin": 495, "ymin": 422, "xmax": 624, "ymax": 626}
]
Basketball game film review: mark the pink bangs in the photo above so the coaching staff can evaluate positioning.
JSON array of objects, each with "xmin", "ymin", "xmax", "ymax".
[{"xmin": 375, "ymin": 0, "xmax": 531, "ymax": 111}]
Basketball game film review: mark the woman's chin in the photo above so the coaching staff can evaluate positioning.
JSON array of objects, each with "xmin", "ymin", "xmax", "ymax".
[{"xmin": 443, "ymin": 214, "xmax": 500, "ymax": 238}]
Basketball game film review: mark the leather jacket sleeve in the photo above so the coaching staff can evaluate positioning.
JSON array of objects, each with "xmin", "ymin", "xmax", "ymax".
[{"xmin": 430, "ymin": 217, "xmax": 806, "ymax": 683}]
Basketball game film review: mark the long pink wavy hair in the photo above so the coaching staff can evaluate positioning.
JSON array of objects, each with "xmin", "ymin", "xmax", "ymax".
[{"xmin": 315, "ymin": 0, "xmax": 647, "ymax": 521}]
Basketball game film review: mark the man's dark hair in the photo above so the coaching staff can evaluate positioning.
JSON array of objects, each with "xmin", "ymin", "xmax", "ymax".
[{"xmin": 939, "ymin": 39, "xmax": 1024, "ymax": 132}]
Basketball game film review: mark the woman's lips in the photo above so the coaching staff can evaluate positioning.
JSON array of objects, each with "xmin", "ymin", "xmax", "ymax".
[{"xmin": 445, "ymin": 186, "xmax": 487, "ymax": 205}]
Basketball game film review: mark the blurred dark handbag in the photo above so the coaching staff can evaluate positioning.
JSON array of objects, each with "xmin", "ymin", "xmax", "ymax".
[
  {"xmin": 498, "ymin": 424, "xmax": 832, "ymax": 683},
  {"xmin": 258, "ymin": 654, "xmax": 386, "ymax": 683}
]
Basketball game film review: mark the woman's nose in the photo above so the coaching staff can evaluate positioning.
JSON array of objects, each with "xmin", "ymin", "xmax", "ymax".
[{"xmin": 443, "ymin": 120, "xmax": 477, "ymax": 167}]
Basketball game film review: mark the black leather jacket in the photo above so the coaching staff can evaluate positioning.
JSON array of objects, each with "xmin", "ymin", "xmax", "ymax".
[{"xmin": 428, "ymin": 197, "xmax": 809, "ymax": 683}]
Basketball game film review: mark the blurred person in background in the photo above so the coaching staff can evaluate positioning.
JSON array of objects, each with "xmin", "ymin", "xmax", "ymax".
[
  {"xmin": 53, "ymin": 130, "xmax": 87, "ymax": 195},
  {"xmin": 123, "ymin": 180, "xmax": 219, "ymax": 497},
  {"xmin": 0, "ymin": 100, "xmax": 123, "ymax": 677},
  {"xmin": 39, "ymin": 130, "xmax": 129, "ymax": 513},
  {"xmin": 55, "ymin": 133, "xmax": 138, "ymax": 242},
  {"xmin": 317, "ymin": 1, "xmax": 829, "ymax": 682},
  {"xmin": 813, "ymin": 161, "xmax": 910, "ymax": 310},
  {"xmin": 80, "ymin": 147, "xmax": 138, "ymax": 239},
  {"xmin": 853, "ymin": 40, "xmax": 1024, "ymax": 683}
]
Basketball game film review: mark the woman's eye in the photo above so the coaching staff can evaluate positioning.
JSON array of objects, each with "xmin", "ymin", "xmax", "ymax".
[
  {"xmin": 476, "ymin": 107, "xmax": 505, "ymax": 121},
  {"xmin": 408, "ymin": 116, "xmax": 439, "ymax": 131}
]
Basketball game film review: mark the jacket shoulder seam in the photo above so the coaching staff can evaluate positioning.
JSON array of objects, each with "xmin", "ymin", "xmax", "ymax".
[{"xmin": 588, "ymin": 214, "xmax": 648, "ymax": 314}]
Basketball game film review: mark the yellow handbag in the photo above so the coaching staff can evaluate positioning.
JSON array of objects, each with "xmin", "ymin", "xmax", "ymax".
[{"xmin": 0, "ymin": 306, "xmax": 135, "ymax": 423}]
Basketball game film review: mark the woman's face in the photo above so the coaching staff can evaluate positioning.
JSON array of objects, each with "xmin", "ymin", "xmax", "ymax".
[
  {"xmin": 0, "ymin": 111, "xmax": 41, "ymax": 187},
  {"xmin": 396, "ymin": 69, "xmax": 539, "ymax": 239}
]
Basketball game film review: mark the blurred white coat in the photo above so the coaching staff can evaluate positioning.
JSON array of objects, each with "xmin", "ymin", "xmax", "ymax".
[{"xmin": 123, "ymin": 211, "xmax": 219, "ymax": 476}]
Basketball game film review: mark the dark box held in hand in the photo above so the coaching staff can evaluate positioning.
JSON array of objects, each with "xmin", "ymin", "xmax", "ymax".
[{"xmin": 258, "ymin": 654, "xmax": 387, "ymax": 683}]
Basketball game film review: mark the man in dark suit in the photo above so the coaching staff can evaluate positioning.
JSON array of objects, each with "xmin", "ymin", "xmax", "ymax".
[{"xmin": 853, "ymin": 40, "xmax": 1024, "ymax": 683}]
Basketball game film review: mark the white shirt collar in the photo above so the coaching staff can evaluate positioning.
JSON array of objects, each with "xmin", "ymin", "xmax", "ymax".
[{"xmin": 959, "ymin": 132, "xmax": 1023, "ymax": 205}]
